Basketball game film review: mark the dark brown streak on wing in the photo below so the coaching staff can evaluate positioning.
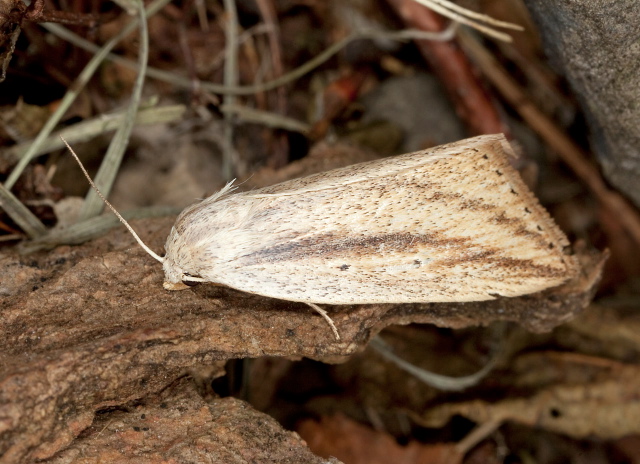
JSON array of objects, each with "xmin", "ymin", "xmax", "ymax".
[
  {"xmin": 240, "ymin": 228, "xmax": 568, "ymax": 280},
  {"xmin": 241, "ymin": 231, "xmax": 463, "ymax": 263},
  {"xmin": 438, "ymin": 249, "xmax": 569, "ymax": 279}
]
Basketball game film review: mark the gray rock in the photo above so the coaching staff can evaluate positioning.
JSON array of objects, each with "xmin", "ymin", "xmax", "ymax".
[{"xmin": 524, "ymin": 0, "xmax": 640, "ymax": 206}]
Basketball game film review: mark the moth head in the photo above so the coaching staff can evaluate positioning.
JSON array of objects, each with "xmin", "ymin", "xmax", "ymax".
[
  {"xmin": 63, "ymin": 137, "xmax": 212, "ymax": 294},
  {"xmin": 162, "ymin": 256, "xmax": 204, "ymax": 290}
]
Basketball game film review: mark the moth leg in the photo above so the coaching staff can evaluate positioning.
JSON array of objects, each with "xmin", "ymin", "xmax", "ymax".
[{"xmin": 307, "ymin": 303, "xmax": 340, "ymax": 341}]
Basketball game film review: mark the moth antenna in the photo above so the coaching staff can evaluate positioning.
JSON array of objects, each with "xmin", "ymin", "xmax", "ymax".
[{"xmin": 61, "ymin": 137, "xmax": 165, "ymax": 264}]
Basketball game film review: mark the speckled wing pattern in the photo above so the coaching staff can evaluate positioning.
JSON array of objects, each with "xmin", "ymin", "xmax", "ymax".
[{"xmin": 164, "ymin": 134, "xmax": 577, "ymax": 304}]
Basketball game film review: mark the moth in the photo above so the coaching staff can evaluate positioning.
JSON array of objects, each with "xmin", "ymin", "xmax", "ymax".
[{"xmin": 64, "ymin": 134, "xmax": 578, "ymax": 340}]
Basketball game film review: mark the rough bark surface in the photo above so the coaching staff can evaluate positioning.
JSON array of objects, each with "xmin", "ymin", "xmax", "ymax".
[
  {"xmin": 0, "ymin": 142, "xmax": 606, "ymax": 462},
  {"xmin": 524, "ymin": 0, "xmax": 640, "ymax": 207},
  {"xmin": 47, "ymin": 378, "xmax": 341, "ymax": 464},
  {"xmin": 0, "ymin": 217, "xmax": 604, "ymax": 462}
]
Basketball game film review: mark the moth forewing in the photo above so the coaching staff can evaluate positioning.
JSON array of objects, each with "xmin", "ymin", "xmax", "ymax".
[{"xmin": 163, "ymin": 134, "xmax": 578, "ymax": 304}]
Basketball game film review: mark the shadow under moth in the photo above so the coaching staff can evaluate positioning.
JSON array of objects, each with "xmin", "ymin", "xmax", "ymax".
[{"xmin": 64, "ymin": 134, "xmax": 578, "ymax": 340}]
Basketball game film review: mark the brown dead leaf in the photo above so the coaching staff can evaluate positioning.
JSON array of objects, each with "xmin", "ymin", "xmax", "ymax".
[
  {"xmin": 557, "ymin": 303, "xmax": 640, "ymax": 361},
  {"xmin": 240, "ymin": 141, "xmax": 384, "ymax": 190},
  {"xmin": 0, "ymin": 99, "xmax": 51, "ymax": 144},
  {"xmin": 0, "ymin": 0, "xmax": 24, "ymax": 83},
  {"xmin": 412, "ymin": 352, "xmax": 640, "ymax": 439},
  {"xmin": 298, "ymin": 413, "xmax": 461, "ymax": 464}
]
